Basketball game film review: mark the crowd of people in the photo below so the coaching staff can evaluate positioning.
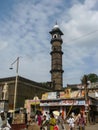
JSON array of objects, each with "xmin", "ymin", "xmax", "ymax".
[
  {"xmin": 27, "ymin": 111, "xmax": 64, "ymax": 130},
  {"xmin": 66, "ymin": 112, "xmax": 86, "ymax": 130},
  {"xmin": 26, "ymin": 110, "xmax": 87, "ymax": 130},
  {"xmin": 0, "ymin": 110, "xmax": 88, "ymax": 130}
]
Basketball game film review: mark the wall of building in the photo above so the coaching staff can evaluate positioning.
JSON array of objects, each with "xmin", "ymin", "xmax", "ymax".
[{"xmin": 0, "ymin": 76, "xmax": 53, "ymax": 110}]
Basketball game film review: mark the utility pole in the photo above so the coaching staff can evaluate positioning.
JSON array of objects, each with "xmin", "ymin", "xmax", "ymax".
[
  {"xmin": 84, "ymin": 75, "xmax": 89, "ymax": 125},
  {"xmin": 10, "ymin": 57, "xmax": 19, "ymax": 118}
]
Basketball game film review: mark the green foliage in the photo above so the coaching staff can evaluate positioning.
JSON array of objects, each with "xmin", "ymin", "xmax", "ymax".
[
  {"xmin": 87, "ymin": 73, "xmax": 98, "ymax": 83},
  {"xmin": 81, "ymin": 73, "xmax": 98, "ymax": 84}
]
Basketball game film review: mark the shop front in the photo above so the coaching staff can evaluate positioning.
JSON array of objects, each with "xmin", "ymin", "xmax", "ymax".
[
  {"xmin": 24, "ymin": 90, "xmax": 86, "ymax": 120},
  {"xmin": 89, "ymin": 97, "xmax": 98, "ymax": 123},
  {"xmin": 24, "ymin": 96, "xmax": 40, "ymax": 114},
  {"xmin": 40, "ymin": 89, "xmax": 85, "ymax": 118},
  {"xmin": 40, "ymin": 98, "xmax": 85, "ymax": 119}
]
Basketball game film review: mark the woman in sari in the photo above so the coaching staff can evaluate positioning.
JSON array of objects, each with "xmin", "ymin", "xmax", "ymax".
[{"xmin": 49, "ymin": 113, "xmax": 56, "ymax": 130}]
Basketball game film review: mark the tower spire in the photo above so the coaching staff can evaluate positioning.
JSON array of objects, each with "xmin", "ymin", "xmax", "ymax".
[{"xmin": 55, "ymin": 21, "xmax": 57, "ymax": 25}]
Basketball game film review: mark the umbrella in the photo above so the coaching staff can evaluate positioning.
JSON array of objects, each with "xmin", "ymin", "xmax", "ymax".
[
  {"xmin": 8, "ymin": 110, "xmax": 14, "ymax": 113},
  {"xmin": 53, "ymin": 111, "xmax": 60, "ymax": 116}
]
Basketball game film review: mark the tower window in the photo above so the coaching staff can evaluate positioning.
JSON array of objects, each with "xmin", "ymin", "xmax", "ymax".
[{"xmin": 53, "ymin": 34, "xmax": 57, "ymax": 39}]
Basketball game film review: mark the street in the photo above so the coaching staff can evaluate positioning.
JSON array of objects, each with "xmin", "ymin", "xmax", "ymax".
[
  {"xmin": 65, "ymin": 123, "xmax": 98, "ymax": 130},
  {"xmin": 11, "ymin": 122, "xmax": 98, "ymax": 130},
  {"xmin": 85, "ymin": 123, "xmax": 98, "ymax": 130}
]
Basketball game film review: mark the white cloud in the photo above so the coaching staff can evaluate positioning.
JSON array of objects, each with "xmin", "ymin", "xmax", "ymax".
[
  {"xmin": 60, "ymin": 0, "xmax": 98, "ymax": 86},
  {"xmin": 0, "ymin": 40, "xmax": 8, "ymax": 50},
  {"xmin": 0, "ymin": 0, "xmax": 98, "ymax": 87}
]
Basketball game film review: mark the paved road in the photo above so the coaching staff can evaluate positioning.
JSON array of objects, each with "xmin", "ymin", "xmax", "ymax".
[
  {"xmin": 64, "ymin": 123, "xmax": 98, "ymax": 130},
  {"xmin": 85, "ymin": 123, "xmax": 98, "ymax": 130}
]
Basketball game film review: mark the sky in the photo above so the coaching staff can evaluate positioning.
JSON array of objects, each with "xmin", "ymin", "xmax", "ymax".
[{"xmin": 0, "ymin": 0, "xmax": 98, "ymax": 87}]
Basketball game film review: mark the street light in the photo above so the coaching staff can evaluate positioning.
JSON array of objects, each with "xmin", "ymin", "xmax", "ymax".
[{"xmin": 10, "ymin": 57, "xmax": 19, "ymax": 117}]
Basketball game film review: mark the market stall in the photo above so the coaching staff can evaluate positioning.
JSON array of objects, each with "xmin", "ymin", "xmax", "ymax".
[
  {"xmin": 11, "ymin": 109, "xmax": 27, "ymax": 130},
  {"xmin": 40, "ymin": 89, "xmax": 85, "ymax": 119}
]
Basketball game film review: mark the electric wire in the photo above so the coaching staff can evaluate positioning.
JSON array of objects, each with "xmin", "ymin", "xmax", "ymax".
[{"xmin": 65, "ymin": 29, "xmax": 98, "ymax": 44}]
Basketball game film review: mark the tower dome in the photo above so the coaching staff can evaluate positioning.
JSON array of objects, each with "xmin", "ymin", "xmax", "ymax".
[{"xmin": 53, "ymin": 24, "xmax": 59, "ymax": 29}]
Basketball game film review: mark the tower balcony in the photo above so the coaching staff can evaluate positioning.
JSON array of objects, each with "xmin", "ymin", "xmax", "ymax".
[
  {"xmin": 50, "ymin": 51, "xmax": 63, "ymax": 55},
  {"xmin": 51, "ymin": 38, "xmax": 63, "ymax": 44},
  {"xmin": 50, "ymin": 69, "xmax": 64, "ymax": 73}
]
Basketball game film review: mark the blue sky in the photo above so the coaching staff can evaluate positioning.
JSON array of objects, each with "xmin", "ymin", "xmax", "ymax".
[{"xmin": 0, "ymin": 0, "xmax": 98, "ymax": 87}]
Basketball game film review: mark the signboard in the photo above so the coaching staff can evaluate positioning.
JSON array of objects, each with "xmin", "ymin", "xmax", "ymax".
[
  {"xmin": 71, "ymin": 90, "xmax": 85, "ymax": 98},
  {"xmin": 41, "ymin": 90, "xmax": 85, "ymax": 100},
  {"xmin": 60, "ymin": 92, "xmax": 65, "ymax": 98},
  {"xmin": 64, "ymin": 89, "xmax": 71, "ymax": 98},
  {"xmin": 40, "ymin": 100, "xmax": 85, "ymax": 106},
  {"xmin": 25, "ymin": 99, "xmax": 40, "ymax": 106},
  {"xmin": 42, "ymin": 93, "xmax": 48, "ymax": 100},
  {"xmin": 47, "ymin": 92, "xmax": 57, "ymax": 99}
]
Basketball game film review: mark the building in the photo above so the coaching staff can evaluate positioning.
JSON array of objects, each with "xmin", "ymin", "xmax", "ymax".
[
  {"xmin": 40, "ymin": 85, "xmax": 98, "ymax": 122},
  {"xmin": 0, "ymin": 76, "xmax": 53, "ymax": 111},
  {"xmin": 40, "ymin": 89, "xmax": 85, "ymax": 119}
]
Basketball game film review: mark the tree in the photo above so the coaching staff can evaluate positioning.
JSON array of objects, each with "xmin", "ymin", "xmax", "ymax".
[
  {"xmin": 81, "ymin": 75, "xmax": 88, "ymax": 85},
  {"xmin": 87, "ymin": 73, "xmax": 98, "ymax": 83},
  {"xmin": 81, "ymin": 73, "xmax": 98, "ymax": 84}
]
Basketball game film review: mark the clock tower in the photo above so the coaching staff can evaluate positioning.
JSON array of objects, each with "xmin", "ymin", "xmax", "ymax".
[{"xmin": 50, "ymin": 23, "xmax": 64, "ymax": 90}]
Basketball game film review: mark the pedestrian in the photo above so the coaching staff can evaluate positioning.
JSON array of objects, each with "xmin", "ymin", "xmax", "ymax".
[
  {"xmin": 77, "ymin": 112, "xmax": 86, "ymax": 130},
  {"xmin": 27, "ymin": 115, "xmax": 40, "ymax": 130},
  {"xmin": 58, "ymin": 112, "xmax": 65, "ymax": 130},
  {"xmin": 0, "ymin": 111, "xmax": 11, "ymax": 130},
  {"xmin": 41, "ymin": 115, "xmax": 48, "ymax": 130},
  {"xmin": 45, "ymin": 112, "xmax": 50, "ymax": 122},
  {"xmin": 7, "ymin": 112, "xmax": 13, "ymax": 126},
  {"xmin": 71, "ymin": 112, "xmax": 75, "ymax": 119},
  {"xmin": 44, "ymin": 112, "xmax": 50, "ymax": 130},
  {"xmin": 67, "ymin": 115, "xmax": 75, "ymax": 130},
  {"xmin": 49, "ymin": 113, "xmax": 56, "ymax": 130},
  {"xmin": 37, "ymin": 112, "xmax": 42, "ymax": 127}
]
